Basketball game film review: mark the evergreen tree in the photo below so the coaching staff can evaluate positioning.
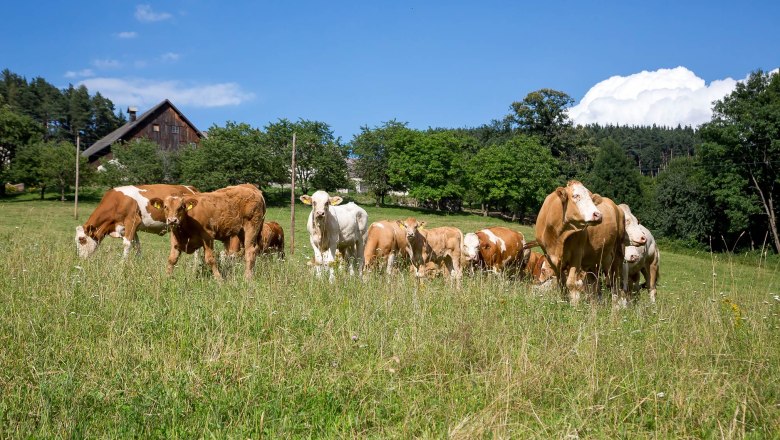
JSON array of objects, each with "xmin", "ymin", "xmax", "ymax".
[{"xmin": 586, "ymin": 138, "xmax": 643, "ymax": 208}]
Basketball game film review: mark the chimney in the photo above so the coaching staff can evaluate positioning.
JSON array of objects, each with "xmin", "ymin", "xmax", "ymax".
[{"xmin": 128, "ymin": 106, "xmax": 138, "ymax": 122}]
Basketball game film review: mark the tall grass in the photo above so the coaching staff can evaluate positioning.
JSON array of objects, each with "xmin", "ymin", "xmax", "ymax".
[{"xmin": 0, "ymin": 199, "xmax": 778, "ymax": 438}]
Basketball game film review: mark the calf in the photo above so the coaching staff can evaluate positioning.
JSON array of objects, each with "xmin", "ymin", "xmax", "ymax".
[
  {"xmin": 363, "ymin": 220, "xmax": 409, "ymax": 274},
  {"xmin": 259, "ymin": 221, "xmax": 285, "ymax": 258},
  {"xmin": 398, "ymin": 217, "xmax": 463, "ymax": 285},
  {"xmin": 75, "ymin": 184, "xmax": 198, "ymax": 258},
  {"xmin": 624, "ymin": 224, "xmax": 660, "ymax": 303},
  {"xmin": 151, "ymin": 184, "xmax": 266, "ymax": 280},
  {"xmin": 300, "ymin": 191, "xmax": 368, "ymax": 281},
  {"xmin": 462, "ymin": 227, "xmax": 529, "ymax": 275}
]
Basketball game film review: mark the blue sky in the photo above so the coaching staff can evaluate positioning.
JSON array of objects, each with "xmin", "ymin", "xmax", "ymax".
[{"xmin": 2, "ymin": 1, "xmax": 778, "ymax": 140}]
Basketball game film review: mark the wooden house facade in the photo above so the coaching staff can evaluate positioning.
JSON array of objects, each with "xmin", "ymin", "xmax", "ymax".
[{"xmin": 82, "ymin": 99, "xmax": 203, "ymax": 163}]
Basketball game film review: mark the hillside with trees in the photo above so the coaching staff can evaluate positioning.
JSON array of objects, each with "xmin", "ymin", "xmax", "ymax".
[{"xmin": 1, "ymin": 67, "xmax": 778, "ymax": 253}]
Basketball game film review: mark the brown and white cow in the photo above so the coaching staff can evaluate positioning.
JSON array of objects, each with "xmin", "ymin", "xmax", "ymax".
[
  {"xmin": 300, "ymin": 191, "xmax": 368, "ymax": 281},
  {"xmin": 462, "ymin": 227, "xmax": 529, "ymax": 275},
  {"xmin": 75, "ymin": 184, "xmax": 198, "ymax": 258},
  {"xmin": 534, "ymin": 180, "xmax": 604, "ymax": 305},
  {"xmin": 398, "ymin": 217, "xmax": 463, "ymax": 285},
  {"xmin": 524, "ymin": 251, "xmax": 552, "ymax": 283},
  {"xmin": 150, "ymin": 183, "xmax": 266, "ymax": 280},
  {"xmin": 578, "ymin": 194, "xmax": 627, "ymax": 303},
  {"xmin": 363, "ymin": 220, "xmax": 409, "ymax": 274}
]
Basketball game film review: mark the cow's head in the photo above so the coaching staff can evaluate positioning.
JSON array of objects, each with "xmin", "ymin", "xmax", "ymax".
[
  {"xmin": 618, "ymin": 204, "xmax": 647, "ymax": 245},
  {"xmin": 150, "ymin": 196, "xmax": 197, "ymax": 228},
  {"xmin": 396, "ymin": 217, "xmax": 425, "ymax": 240},
  {"xmin": 75, "ymin": 225, "xmax": 99, "ymax": 258},
  {"xmin": 300, "ymin": 191, "xmax": 342, "ymax": 223},
  {"xmin": 624, "ymin": 245, "xmax": 645, "ymax": 263},
  {"xmin": 557, "ymin": 181, "xmax": 602, "ymax": 229},
  {"xmin": 462, "ymin": 232, "xmax": 482, "ymax": 261}
]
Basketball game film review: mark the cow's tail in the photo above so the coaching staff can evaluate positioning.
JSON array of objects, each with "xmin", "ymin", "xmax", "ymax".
[
  {"xmin": 522, "ymin": 240, "xmax": 539, "ymax": 251},
  {"xmin": 356, "ymin": 210, "xmax": 368, "ymax": 242}
]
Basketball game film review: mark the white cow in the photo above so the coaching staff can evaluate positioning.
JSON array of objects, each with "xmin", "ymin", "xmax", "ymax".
[
  {"xmin": 300, "ymin": 191, "xmax": 368, "ymax": 281},
  {"xmin": 622, "ymin": 219, "xmax": 660, "ymax": 303},
  {"xmin": 618, "ymin": 204, "xmax": 647, "ymax": 246}
]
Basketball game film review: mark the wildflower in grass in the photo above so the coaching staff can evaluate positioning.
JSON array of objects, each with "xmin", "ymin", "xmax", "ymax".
[
  {"xmin": 351, "ymin": 334, "xmax": 359, "ymax": 342},
  {"xmin": 722, "ymin": 299, "xmax": 743, "ymax": 328},
  {"xmin": 657, "ymin": 392, "xmax": 665, "ymax": 398}
]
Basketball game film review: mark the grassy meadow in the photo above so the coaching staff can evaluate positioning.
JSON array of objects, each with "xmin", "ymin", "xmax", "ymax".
[{"xmin": 0, "ymin": 194, "xmax": 779, "ymax": 438}]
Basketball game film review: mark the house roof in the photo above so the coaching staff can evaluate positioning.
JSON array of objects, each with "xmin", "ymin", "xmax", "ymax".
[{"xmin": 82, "ymin": 99, "xmax": 203, "ymax": 160}]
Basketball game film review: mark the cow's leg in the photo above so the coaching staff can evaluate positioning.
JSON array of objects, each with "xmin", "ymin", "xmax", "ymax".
[
  {"xmin": 243, "ymin": 222, "xmax": 262, "ymax": 280},
  {"xmin": 323, "ymin": 246, "xmax": 337, "ymax": 282},
  {"xmin": 342, "ymin": 245, "xmax": 356, "ymax": 276},
  {"xmin": 122, "ymin": 222, "xmax": 141, "ymax": 258},
  {"xmin": 312, "ymin": 246, "xmax": 325, "ymax": 278},
  {"xmin": 565, "ymin": 266, "xmax": 584, "ymax": 305},
  {"xmin": 386, "ymin": 251, "xmax": 396, "ymax": 274},
  {"xmin": 354, "ymin": 234, "xmax": 365, "ymax": 277},
  {"xmin": 167, "ymin": 235, "xmax": 181, "ymax": 275},
  {"xmin": 645, "ymin": 264, "xmax": 658, "ymax": 303},
  {"xmin": 202, "ymin": 239, "xmax": 223, "ymax": 281}
]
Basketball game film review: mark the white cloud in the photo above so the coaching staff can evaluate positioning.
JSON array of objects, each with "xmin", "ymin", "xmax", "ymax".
[
  {"xmin": 135, "ymin": 4, "xmax": 172, "ymax": 22},
  {"xmin": 79, "ymin": 77, "xmax": 255, "ymax": 108},
  {"xmin": 160, "ymin": 52, "xmax": 181, "ymax": 62},
  {"xmin": 116, "ymin": 31, "xmax": 137, "ymax": 39},
  {"xmin": 64, "ymin": 69, "xmax": 95, "ymax": 79},
  {"xmin": 568, "ymin": 66, "xmax": 740, "ymax": 127},
  {"xmin": 92, "ymin": 58, "xmax": 122, "ymax": 69}
]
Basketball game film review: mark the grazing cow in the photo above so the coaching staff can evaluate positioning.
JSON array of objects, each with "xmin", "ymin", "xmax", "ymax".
[
  {"xmin": 624, "ymin": 225, "xmax": 660, "ymax": 303},
  {"xmin": 75, "ymin": 184, "xmax": 198, "ymax": 258},
  {"xmin": 462, "ymin": 227, "xmax": 529, "ymax": 275},
  {"xmin": 225, "ymin": 220, "xmax": 285, "ymax": 259},
  {"xmin": 534, "ymin": 180, "xmax": 604, "ymax": 305},
  {"xmin": 150, "ymin": 184, "xmax": 266, "ymax": 280},
  {"xmin": 259, "ymin": 221, "xmax": 285, "ymax": 258},
  {"xmin": 363, "ymin": 220, "xmax": 409, "ymax": 274},
  {"xmin": 524, "ymin": 251, "xmax": 552, "ymax": 283},
  {"xmin": 300, "ymin": 191, "xmax": 368, "ymax": 281},
  {"xmin": 398, "ymin": 217, "xmax": 463, "ymax": 285},
  {"xmin": 619, "ymin": 204, "xmax": 647, "ymax": 246}
]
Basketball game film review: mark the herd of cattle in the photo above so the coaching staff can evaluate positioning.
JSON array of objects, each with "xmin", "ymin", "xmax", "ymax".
[{"xmin": 74, "ymin": 181, "xmax": 660, "ymax": 305}]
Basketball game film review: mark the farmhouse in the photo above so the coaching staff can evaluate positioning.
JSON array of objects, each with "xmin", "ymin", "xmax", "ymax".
[{"xmin": 81, "ymin": 99, "xmax": 203, "ymax": 163}]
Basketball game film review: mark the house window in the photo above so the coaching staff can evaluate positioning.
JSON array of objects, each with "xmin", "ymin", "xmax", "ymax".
[
  {"xmin": 170, "ymin": 125, "xmax": 180, "ymax": 134},
  {"xmin": 152, "ymin": 124, "xmax": 160, "ymax": 132}
]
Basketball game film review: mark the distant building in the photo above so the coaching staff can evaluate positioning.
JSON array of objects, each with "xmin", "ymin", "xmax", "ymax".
[{"xmin": 82, "ymin": 99, "xmax": 203, "ymax": 163}]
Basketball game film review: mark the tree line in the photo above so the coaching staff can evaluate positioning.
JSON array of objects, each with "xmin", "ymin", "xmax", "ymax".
[{"xmin": 1, "ymin": 68, "xmax": 778, "ymax": 253}]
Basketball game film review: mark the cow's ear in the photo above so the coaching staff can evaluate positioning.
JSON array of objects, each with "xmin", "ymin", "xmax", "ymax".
[
  {"xmin": 329, "ymin": 196, "xmax": 343, "ymax": 206},
  {"xmin": 85, "ymin": 224, "xmax": 96, "ymax": 236},
  {"xmin": 184, "ymin": 198, "xmax": 198, "ymax": 211},
  {"xmin": 396, "ymin": 220, "xmax": 406, "ymax": 229},
  {"xmin": 419, "ymin": 221, "xmax": 427, "ymax": 229},
  {"xmin": 555, "ymin": 187, "xmax": 567, "ymax": 203},
  {"xmin": 299, "ymin": 195, "xmax": 312, "ymax": 205},
  {"xmin": 149, "ymin": 198, "xmax": 163, "ymax": 210},
  {"xmin": 591, "ymin": 193, "xmax": 603, "ymax": 205}
]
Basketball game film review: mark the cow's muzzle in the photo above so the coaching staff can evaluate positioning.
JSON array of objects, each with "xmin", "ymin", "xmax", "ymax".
[{"xmin": 166, "ymin": 217, "xmax": 179, "ymax": 226}]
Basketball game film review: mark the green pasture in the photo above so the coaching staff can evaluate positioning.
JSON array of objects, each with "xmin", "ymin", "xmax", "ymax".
[{"xmin": 0, "ymin": 196, "xmax": 778, "ymax": 438}]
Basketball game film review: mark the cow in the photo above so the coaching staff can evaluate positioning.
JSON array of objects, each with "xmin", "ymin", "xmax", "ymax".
[
  {"xmin": 225, "ymin": 220, "xmax": 285, "ymax": 259},
  {"xmin": 75, "ymin": 184, "xmax": 198, "ymax": 259},
  {"xmin": 150, "ymin": 184, "xmax": 266, "ymax": 280},
  {"xmin": 533, "ymin": 180, "xmax": 604, "ymax": 305},
  {"xmin": 398, "ymin": 217, "xmax": 463, "ymax": 286},
  {"xmin": 619, "ymin": 204, "xmax": 647, "ymax": 246},
  {"xmin": 363, "ymin": 220, "xmax": 409, "ymax": 274},
  {"xmin": 624, "ymin": 225, "xmax": 660, "ymax": 303},
  {"xmin": 462, "ymin": 227, "xmax": 529, "ymax": 275},
  {"xmin": 300, "ymin": 191, "xmax": 368, "ymax": 281},
  {"xmin": 577, "ymin": 194, "xmax": 627, "ymax": 303},
  {"xmin": 259, "ymin": 221, "xmax": 285, "ymax": 258},
  {"xmin": 524, "ymin": 251, "xmax": 551, "ymax": 283}
]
